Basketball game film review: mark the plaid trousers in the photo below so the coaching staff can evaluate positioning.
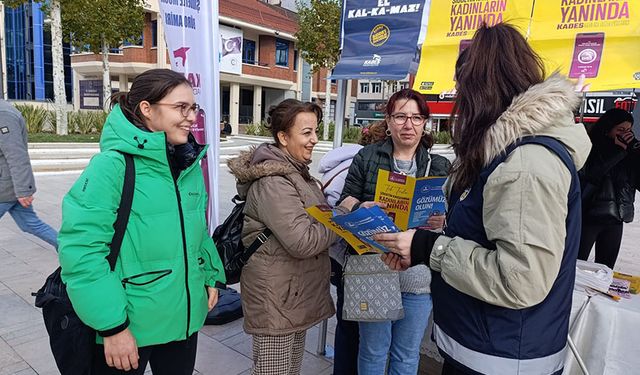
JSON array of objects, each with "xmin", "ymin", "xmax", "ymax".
[{"xmin": 251, "ymin": 331, "xmax": 307, "ymax": 375}]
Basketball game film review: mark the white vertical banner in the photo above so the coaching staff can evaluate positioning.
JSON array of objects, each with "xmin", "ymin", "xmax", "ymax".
[{"xmin": 159, "ymin": 0, "xmax": 221, "ymax": 231}]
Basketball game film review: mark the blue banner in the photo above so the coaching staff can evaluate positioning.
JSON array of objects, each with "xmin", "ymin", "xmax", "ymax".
[{"xmin": 332, "ymin": 0, "xmax": 430, "ymax": 80}]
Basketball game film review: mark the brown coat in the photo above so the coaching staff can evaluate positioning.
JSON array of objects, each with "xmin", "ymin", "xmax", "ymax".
[{"xmin": 227, "ymin": 143, "xmax": 343, "ymax": 335}]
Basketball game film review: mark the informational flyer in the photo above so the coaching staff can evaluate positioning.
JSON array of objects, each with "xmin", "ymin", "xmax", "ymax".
[
  {"xmin": 331, "ymin": 206, "xmax": 400, "ymax": 253},
  {"xmin": 306, "ymin": 205, "xmax": 373, "ymax": 254},
  {"xmin": 374, "ymin": 170, "xmax": 446, "ymax": 230},
  {"xmin": 306, "ymin": 205, "xmax": 400, "ymax": 254}
]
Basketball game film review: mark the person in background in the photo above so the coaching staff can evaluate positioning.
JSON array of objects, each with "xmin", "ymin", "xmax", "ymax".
[
  {"xmin": 318, "ymin": 120, "xmax": 387, "ymax": 375},
  {"xmin": 579, "ymin": 108, "xmax": 640, "ymax": 269},
  {"xmin": 0, "ymin": 99, "xmax": 58, "ymax": 250},
  {"xmin": 227, "ymin": 99, "xmax": 358, "ymax": 375},
  {"xmin": 58, "ymin": 69, "xmax": 225, "ymax": 375},
  {"xmin": 377, "ymin": 23, "xmax": 591, "ymax": 375},
  {"xmin": 339, "ymin": 89, "xmax": 451, "ymax": 375}
]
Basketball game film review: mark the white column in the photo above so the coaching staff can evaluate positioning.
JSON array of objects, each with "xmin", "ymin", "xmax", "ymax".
[
  {"xmin": 253, "ymin": 85, "xmax": 262, "ymax": 125},
  {"xmin": 230, "ymin": 82, "xmax": 240, "ymax": 135},
  {"xmin": 118, "ymin": 74, "xmax": 129, "ymax": 92},
  {"xmin": 157, "ymin": 13, "xmax": 168, "ymax": 68}
]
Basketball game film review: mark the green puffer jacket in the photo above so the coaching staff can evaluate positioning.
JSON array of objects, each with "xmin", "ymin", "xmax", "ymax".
[
  {"xmin": 58, "ymin": 105, "xmax": 225, "ymax": 347},
  {"xmin": 339, "ymin": 138, "xmax": 451, "ymax": 203}
]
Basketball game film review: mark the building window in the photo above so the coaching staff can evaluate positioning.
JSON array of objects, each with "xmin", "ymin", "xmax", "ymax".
[
  {"xmin": 400, "ymin": 82, "xmax": 410, "ymax": 90},
  {"xmin": 243, "ymin": 39, "xmax": 256, "ymax": 64},
  {"xmin": 151, "ymin": 20, "xmax": 158, "ymax": 47},
  {"xmin": 294, "ymin": 50, "xmax": 299, "ymax": 71},
  {"xmin": 371, "ymin": 82, "xmax": 381, "ymax": 93},
  {"xmin": 360, "ymin": 83, "xmax": 370, "ymax": 93},
  {"xmin": 123, "ymin": 34, "xmax": 143, "ymax": 47},
  {"xmin": 275, "ymin": 38, "xmax": 289, "ymax": 67}
]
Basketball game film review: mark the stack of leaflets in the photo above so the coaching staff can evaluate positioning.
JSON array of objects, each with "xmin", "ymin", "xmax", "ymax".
[
  {"xmin": 613, "ymin": 271, "xmax": 640, "ymax": 294},
  {"xmin": 609, "ymin": 278, "xmax": 632, "ymax": 299}
]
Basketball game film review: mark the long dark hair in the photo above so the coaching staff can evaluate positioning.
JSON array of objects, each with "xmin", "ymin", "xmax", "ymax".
[
  {"xmin": 589, "ymin": 108, "xmax": 634, "ymax": 144},
  {"xmin": 450, "ymin": 23, "xmax": 545, "ymax": 192},
  {"xmin": 384, "ymin": 89, "xmax": 434, "ymax": 149},
  {"xmin": 110, "ymin": 69, "xmax": 191, "ymax": 128}
]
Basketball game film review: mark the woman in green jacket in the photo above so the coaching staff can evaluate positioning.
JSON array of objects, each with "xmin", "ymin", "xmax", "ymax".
[{"xmin": 58, "ymin": 69, "xmax": 225, "ymax": 375}]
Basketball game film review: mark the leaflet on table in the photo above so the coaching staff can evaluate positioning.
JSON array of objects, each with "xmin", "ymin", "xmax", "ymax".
[
  {"xmin": 613, "ymin": 272, "xmax": 640, "ymax": 295},
  {"xmin": 374, "ymin": 170, "xmax": 447, "ymax": 230},
  {"xmin": 305, "ymin": 205, "xmax": 373, "ymax": 254},
  {"xmin": 331, "ymin": 206, "xmax": 400, "ymax": 253}
]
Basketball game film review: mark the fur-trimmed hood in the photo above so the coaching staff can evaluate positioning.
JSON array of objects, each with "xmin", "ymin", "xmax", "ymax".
[
  {"xmin": 227, "ymin": 143, "xmax": 311, "ymax": 198},
  {"xmin": 483, "ymin": 74, "xmax": 591, "ymax": 169}
]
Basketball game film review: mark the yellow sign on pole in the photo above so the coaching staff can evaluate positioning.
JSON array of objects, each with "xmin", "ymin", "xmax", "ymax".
[
  {"xmin": 413, "ymin": 0, "xmax": 534, "ymax": 95},
  {"xmin": 529, "ymin": 0, "xmax": 640, "ymax": 91}
]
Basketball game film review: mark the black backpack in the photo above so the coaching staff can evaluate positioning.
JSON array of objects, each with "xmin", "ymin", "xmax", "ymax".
[
  {"xmin": 205, "ymin": 287, "xmax": 243, "ymax": 325},
  {"xmin": 212, "ymin": 195, "xmax": 271, "ymax": 285},
  {"xmin": 33, "ymin": 152, "xmax": 135, "ymax": 375}
]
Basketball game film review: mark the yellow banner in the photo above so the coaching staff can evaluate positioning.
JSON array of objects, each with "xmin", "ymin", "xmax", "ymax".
[
  {"xmin": 305, "ymin": 205, "xmax": 376, "ymax": 255},
  {"xmin": 529, "ymin": 0, "xmax": 640, "ymax": 91},
  {"xmin": 414, "ymin": 0, "xmax": 534, "ymax": 94}
]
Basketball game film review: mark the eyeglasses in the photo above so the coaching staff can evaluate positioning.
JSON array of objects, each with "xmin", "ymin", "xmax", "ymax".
[
  {"xmin": 154, "ymin": 102, "xmax": 201, "ymax": 118},
  {"xmin": 389, "ymin": 113, "xmax": 426, "ymax": 126}
]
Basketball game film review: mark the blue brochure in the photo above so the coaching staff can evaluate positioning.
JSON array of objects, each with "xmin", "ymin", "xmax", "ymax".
[{"xmin": 331, "ymin": 205, "xmax": 399, "ymax": 253}]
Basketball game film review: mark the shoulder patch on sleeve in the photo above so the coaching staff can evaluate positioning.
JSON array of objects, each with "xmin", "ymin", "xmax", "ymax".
[{"xmin": 0, "ymin": 126, "xmax": 9, "ymax": 134}]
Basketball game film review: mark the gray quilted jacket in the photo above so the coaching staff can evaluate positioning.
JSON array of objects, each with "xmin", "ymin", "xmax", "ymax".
[{"xmin": 0, "ymin": 100, "xmax": 35, "ymax": 203}]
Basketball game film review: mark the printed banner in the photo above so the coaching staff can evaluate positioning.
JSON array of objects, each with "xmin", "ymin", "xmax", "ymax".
[
  {"xmin": 159, "ymin": 0, "xmax": 221, "ymax": 229},
  {"xmin": 220, "ymin": 25, "xmax": 242, "ymax": 75},
  {"xmin": 332, "ymin": 0, "xmax": 431, "ymax": 80},
  {"xmin": 529, "ymin": 0, "xmax": 640, "ymax": 91},
  {"xmin": 374, "ymin": 170, "xmax": 446, "ymax": 230},
  {"xmin": 413, "ymin": 0, "xmax": 534, "ymax": 94}
]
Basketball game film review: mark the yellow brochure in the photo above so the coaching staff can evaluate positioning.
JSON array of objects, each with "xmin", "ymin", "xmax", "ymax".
[
  {"xmin": 374, "ymin": 169, "xmax": 447, "ymax": 231},
  {"xmin": 305, "ymin": 205, "xmax": 375, "ymax": 255}
]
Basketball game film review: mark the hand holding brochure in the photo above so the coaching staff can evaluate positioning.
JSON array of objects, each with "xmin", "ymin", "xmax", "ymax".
[
  {"xmin": 305, "ymin": 205, "xmax": 399, "ymax": 254},
  {"xmin": 330, "ymin": 206, "xmax": 399, "ymax": 253},
  {"xmin": 305, "ymin": 205, "xmax": 373, "ymax": 254}
]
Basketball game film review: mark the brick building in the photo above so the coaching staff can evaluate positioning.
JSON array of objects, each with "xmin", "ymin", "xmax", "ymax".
[{"xmin": 69, "ymin": 0, "xmax": 357, "ymax": 134}]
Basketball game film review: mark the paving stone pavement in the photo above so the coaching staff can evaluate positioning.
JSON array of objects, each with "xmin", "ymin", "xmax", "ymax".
[
  {"xmin": 2, "ymin": 169, "xmax": 640, "ymax": 374},
  {"xmin": 0, "ymin": 171, "xmax": 338, "ymax": 375}
]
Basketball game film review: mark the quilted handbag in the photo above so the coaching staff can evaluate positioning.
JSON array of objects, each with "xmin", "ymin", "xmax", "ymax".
[{"xmin": 342, "ymin": 254, "xmax": 404, "ymax": 322}]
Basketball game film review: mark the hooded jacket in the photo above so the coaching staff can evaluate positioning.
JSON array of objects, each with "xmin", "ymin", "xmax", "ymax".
[
  {"xmin": 580, "ymin": 135, "xmax": 640, "ymax": 224},
  {"xmin": 0, "ymin": 100, "xmax": 36, "ymax": 203},
  {"xmin": 58, "ymin": 105, "xmax": 225, "ymax": 347},
  {"xmin": 228, "ymin": 143, "xmax": 345, "ymax": 335},
  {"xmin": 318, "ymin": 144, "xmax": 363, "ymax": 207},
  {"xmin": 424, "ymin": 75, "xmax": 591, "ymax": 374},
  {"xmin": 429, "ymin": 74, "xmax": 591, "ymax": 308}
]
